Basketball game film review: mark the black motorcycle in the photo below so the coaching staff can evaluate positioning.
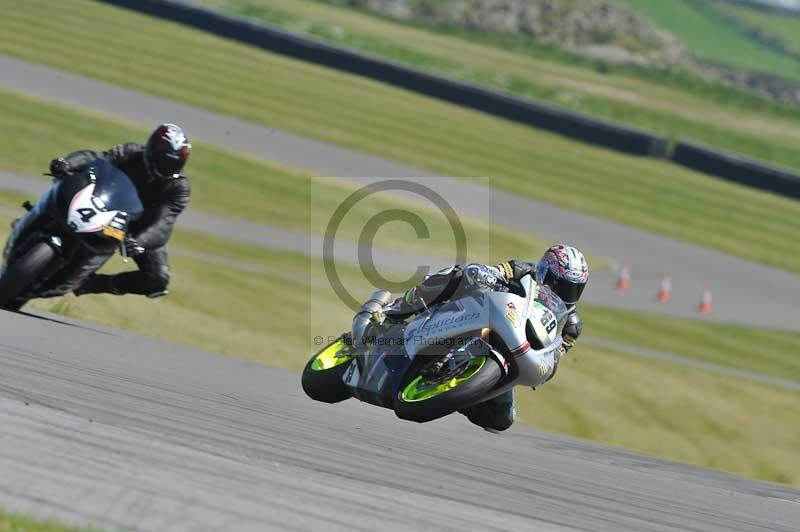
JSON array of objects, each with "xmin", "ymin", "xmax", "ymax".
[{"xmin": 0, "ymin": 160, "xmax": 143, "ymax": 310}]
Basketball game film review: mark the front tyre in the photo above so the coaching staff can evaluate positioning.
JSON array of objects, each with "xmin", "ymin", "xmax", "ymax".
[
  {"xmin": 0, "ymin": 242, "xmax": 56, "ymax": 310},
  {"xmin": 395, "ymin": 355, "xmax": 502, "ymax": 423},
  {"xmin": 301, "ymin": 334, "xmax": 356, "ymax": 404}
]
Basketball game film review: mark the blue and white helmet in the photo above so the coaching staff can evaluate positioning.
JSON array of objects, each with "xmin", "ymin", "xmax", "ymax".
[{"xmin": 535, "ymin": 244, "xmax": 589, "ymax": 304}]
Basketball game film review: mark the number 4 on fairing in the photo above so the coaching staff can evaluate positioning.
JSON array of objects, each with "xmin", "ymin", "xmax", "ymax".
[{"xmin": 76, "ymin": 207, "xmax": 96, "ymax": 223}]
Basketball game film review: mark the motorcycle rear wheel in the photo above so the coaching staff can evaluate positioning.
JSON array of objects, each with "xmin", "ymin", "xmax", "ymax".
[
  {"xmin": 301, "ymin": 333, "xmax": 356, "ymax": 404},
  {"xmin": 394, "ymin": 355, "xmax": 502, "ymax": 423},
  {"xmin": 0, "ymin": 242, "xmax": 56, "ymax": 310}
]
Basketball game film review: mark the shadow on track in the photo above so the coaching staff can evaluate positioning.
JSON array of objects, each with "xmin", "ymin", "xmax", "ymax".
[{"xmin": 8, "ymin": 309, "xmax": 117, "ymax": 336}]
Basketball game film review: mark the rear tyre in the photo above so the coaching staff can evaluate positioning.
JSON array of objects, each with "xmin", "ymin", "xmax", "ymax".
[
  {"xmin": 0, "ymin": 242, "xmax": 55, "ymax": 310},
  {"xmin": 301, "ymin": 334, "xmax": 356, "ymax": 404},
  {"xmin": 395, "ymin": 355, "xmax": 502, "ymax": 423}
]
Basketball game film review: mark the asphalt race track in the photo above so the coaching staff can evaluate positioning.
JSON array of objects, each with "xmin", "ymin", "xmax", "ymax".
[
  {"xmin": 3, "ymin": 54, "xmax": 800, "ymax": 331},
  {"xmin": 0, "ymin": 310, "xmax": 798, "ymax": 532}
]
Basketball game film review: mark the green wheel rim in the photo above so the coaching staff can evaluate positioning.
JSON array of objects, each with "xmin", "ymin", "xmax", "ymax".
[
  {"xmin": 311, "ymin": 339, "xmax": 355, "ymax": 371},
  {"xmin": 400, "ymin": 357, "xmax": 487, "ymax": 403}
]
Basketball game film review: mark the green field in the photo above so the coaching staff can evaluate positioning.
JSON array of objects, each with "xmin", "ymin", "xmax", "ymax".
[
  {"xmin": 519, "ymin": 344, "xmax": 800, "ymax": 486},
  {"xmin": 616, "ymin": 0, "xmax": 800, "ymax": 79},
  {"xmin": 195, "ymin": 0, "xmax": 800, "ymax": 170},
  {"xmin": 0, "ymin": 508, "xmax": 88, "ymax": 532},
  {"xmin": 581, "ymin": 305, "xmax": 800, "ymax": 382},
  {"xmin": 2, "ymin": 1, "xmax": 800, "ymax": 274},
  {"xmin": 0, "ymin": 204, "xmax": 794, "ymax": 487},
  {"xmin": 719, "ymin": 1, "xmax": 800, "ymax": 55}
]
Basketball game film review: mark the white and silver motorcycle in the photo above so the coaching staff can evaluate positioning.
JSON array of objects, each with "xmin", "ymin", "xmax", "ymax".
[{"xmin": 302, "ymin": 273, "xmax": 568, "ymax": 423}]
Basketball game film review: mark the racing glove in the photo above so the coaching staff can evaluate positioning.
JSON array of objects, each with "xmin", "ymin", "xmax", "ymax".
[
  {"xmin": 561, "ymin": 335, "xmax": 576, "ymax": 353},
  {"xmin": 561, "ymin": 311, "xmax": 582, "ymax": 353},
  {"xmin": 124, "ymin": 238, "xmax": 145, "ymax": 257},
  {"xmin": 49, "ymin": 157, "xmax": 72, "ymax": 179},
  {"xmin": 464, "ymin": 263, "xmax": 502, "ymax": 289}
]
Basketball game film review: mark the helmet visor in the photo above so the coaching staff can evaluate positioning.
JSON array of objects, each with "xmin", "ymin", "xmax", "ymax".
[
  {"xmin": 154, "ymin": 154, "xmax": 186, "ymax": 178},
  {"xmin": 549, "ymin": 276, "xmax": 586, "ymax": 304}
]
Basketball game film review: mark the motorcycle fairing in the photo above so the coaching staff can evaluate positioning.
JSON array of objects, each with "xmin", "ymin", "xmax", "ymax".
[
  {"xmin": 0, "ymin": 160, "xmax": 144, "ymax": 302},
  {"xmin": 67, "ymin": 183, "xmax": 124, "ymax": 234},
  {"xmin": 403, "ymin": 297, "xmax": 485, "ymax": 358},
  {"xmin": 344, "ymin": 326, "xmax": 498, "ymax": 409},
  {"xmin": 345, "ymin": 324, "xmax": 413, "ymax": 408},
  {"xmin": 63, "ymin": 162, "xmax": 142, "ymax": 237},
  {"xmin": 343, "ymin": 275, "xmax": 573, "ymax": 407},
  {"xmin": 346, "ymin": 295, "xmax": 500, "ymax": 407}
]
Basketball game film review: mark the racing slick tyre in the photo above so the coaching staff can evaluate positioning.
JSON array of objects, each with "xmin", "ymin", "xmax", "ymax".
[
  {"xmin": 301, "ymin": 333, "xmax": 356, "ymax": 404},
  {"xmin": 0, "ymin": 242, "xmax": 55, "ymax": 310},
  {"xmin": 395, "ymin": 355, "xmax": 502, "ymax": 423}
]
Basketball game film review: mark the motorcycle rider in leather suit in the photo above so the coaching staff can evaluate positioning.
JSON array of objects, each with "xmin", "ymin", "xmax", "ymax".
[
  {"xmin": 383, "ymin": 244, "xmax": 589, "ymax": 432},
  {"xmin": 48, "ymin": 124, "xmax": 192, "ymax": 298}
]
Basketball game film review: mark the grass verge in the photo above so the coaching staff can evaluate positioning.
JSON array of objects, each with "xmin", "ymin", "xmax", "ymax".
[
  {"xmin": 1, "ymin": 2, "xmax": 799, "ymax": 272},
  {"xmin": 581, "ymin": 304, "xmax": 800, "ymax": 382},
  {"xmin": 519, "ymin": 344, "xmax": 799, "ymax": 487},
  {"xmin": 0, "ymin": 509, "xmax": 90, "ymax": 532}
]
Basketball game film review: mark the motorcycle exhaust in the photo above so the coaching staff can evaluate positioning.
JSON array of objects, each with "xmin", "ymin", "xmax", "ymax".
[{"xmin": 352, "ymin": 290, "xmax": 393, "ymax": 349}]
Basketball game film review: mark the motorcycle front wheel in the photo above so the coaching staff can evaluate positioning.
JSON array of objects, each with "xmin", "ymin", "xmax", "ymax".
[
  {"xmin": 301, "ymin": 333, "xmax": 356, "ymax": 404},
  {"xmin": 394, "ymin": 355, "xmax": 502, "ymax": 423},
  {"xmin": 0, "ymin": 242, "xmax": 56, "ymax": 310}
]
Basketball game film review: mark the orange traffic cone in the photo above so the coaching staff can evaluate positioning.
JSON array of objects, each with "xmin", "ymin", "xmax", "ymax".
[
  {"xmin": 698, "ymin": 286, "xmax": 712, "ymax": 314},
  {"xmin": 616, "ymin": 262, "xmax": 631, "ymax": 291},
  {"xmin": 657, "ymin": 274, "xmax": 671, "ymax": 302}
]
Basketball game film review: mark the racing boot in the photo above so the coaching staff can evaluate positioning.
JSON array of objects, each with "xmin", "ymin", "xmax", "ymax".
[{"xmin": 460, "ymin": 389, "xmax": 516, "ymax": 433}]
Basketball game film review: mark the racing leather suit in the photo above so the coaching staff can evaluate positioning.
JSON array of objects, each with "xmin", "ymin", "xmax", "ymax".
[
  {"xmin": 386, "ymin": 260, "xmax": 583, "ymax": 432},
  {"xmin": 56, "ymin": 143, "xmax": 190, "ymax": 297}
]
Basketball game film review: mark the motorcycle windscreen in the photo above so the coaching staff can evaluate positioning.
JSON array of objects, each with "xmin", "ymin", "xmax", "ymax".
[
  {"xmin": 89, "ymin": 160, "xmax": 144, "ymax": 220},
  {"xmin": 535, "ymin": 285, "xmax": 569, "ymax": 333}
]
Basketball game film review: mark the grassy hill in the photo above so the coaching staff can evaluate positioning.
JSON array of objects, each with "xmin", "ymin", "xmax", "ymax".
[
  {"xmin": 718, "ymin": 0, "xmax": 800, "ymax": 55},
  {"xmin": 616, "ymin": 0, "xmax": 800, "ymax": 80}
]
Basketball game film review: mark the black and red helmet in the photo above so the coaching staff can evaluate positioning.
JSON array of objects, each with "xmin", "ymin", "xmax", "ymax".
[{"xmin": 144, "ymin": 123, "xmax": 191, "ymax": 179}]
